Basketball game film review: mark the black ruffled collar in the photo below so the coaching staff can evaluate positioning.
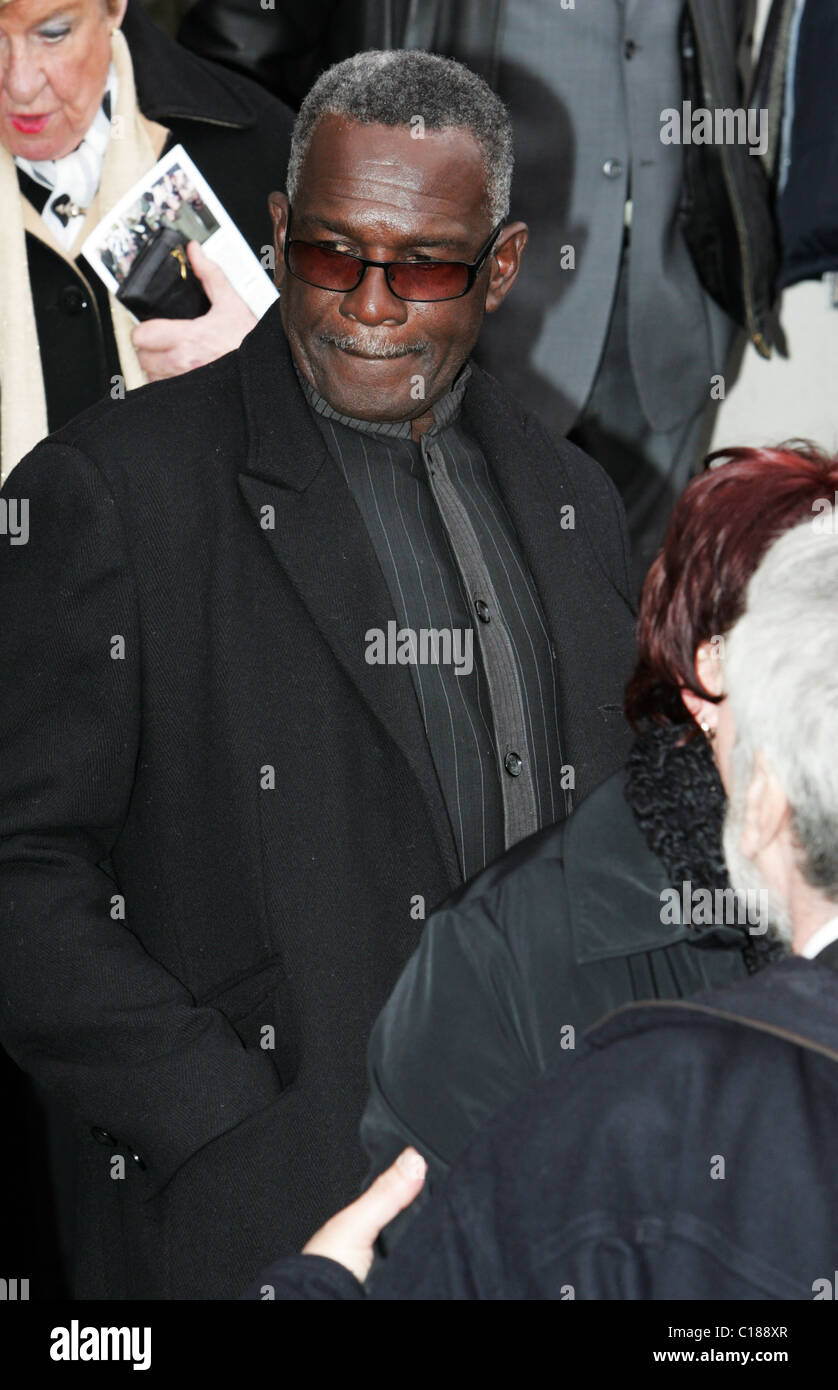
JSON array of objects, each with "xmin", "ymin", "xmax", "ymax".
[{"xmin": 624, "ymin": 725, "xmax": 783, "ymax": 973}]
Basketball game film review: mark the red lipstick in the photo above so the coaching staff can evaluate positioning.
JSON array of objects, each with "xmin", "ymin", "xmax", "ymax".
[{"xmin": 10, "ymin": 114, "xmax": 51, "ymax": 134}]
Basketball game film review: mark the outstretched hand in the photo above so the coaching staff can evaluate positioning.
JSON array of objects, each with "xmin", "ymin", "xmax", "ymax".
[
  {"xmin": 302, "ymin": 1148, "xmax": 428, "ymax": 1283},
  {"xmin": 131, "ymin": 240, "xmax": 258, "ymax": 381}
]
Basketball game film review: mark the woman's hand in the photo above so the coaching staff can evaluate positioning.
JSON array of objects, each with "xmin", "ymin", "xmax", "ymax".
[
  {"xmin": 131, "ymin": 240, "xmax": 258, "ymax": 380},
  {"xmin": 302, "ymin": 1148, "xmax": 427, "ymax": 1283}
]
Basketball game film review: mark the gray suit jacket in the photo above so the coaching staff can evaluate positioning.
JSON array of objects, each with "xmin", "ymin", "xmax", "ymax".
[{"xmin": 470, "ymin": 0, "xmax": 739, "ymax": 438}]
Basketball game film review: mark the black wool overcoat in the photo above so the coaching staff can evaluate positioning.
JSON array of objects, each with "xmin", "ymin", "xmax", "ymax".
[{"xmin": 0, "ymin": 304, "xmax": 635, "ymax": 1298}]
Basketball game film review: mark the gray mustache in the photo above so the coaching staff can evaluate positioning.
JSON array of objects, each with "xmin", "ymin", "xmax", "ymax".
[{"xmin": 320, "ymin": 333, "xmax": 427, "ymax": 358}]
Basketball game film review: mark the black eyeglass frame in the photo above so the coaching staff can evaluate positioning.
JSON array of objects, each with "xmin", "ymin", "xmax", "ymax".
[{"xmin": 283, "ymin": 205, "xmax": 506, "ymax": 302}]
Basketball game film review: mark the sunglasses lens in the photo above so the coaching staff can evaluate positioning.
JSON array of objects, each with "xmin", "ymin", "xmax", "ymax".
[
  {"xmin": 287, "ymin": 242, "xmax": 362, "ymax": 291},
  {"xmin": 388, "ymin": 261, "xmax": 469, "ymax": 301},
  {"xmin": 287, "ymin": 237, "xmax": 471, "ymax": 301}
]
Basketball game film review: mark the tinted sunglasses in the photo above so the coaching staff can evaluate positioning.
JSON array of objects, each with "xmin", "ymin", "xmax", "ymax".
[{"xmin": 283, "ymin": 206, "xmax": 505, "ymax": 303}]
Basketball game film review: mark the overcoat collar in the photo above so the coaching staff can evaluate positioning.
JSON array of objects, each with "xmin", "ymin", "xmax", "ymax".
[
  {"xmin": 459, "ymin": 359, "xmax": 635, "ymax": 804},
  {"xmin": 236, "ymin": 305, "xmax": 463, "ymax": 888},
  {"xmin": 235, "ymin": 303, "xmax": 631, "ymax": 887},
  {"xmin": 121, "ymin": 0, "xmax": 257, "ymax": 129},
  {"xmin": 585, "ymin": 957, "xmax": 838, "ymax": 1067},
  {"xmin": 564, "ymin": 769, "xmax": 748, "ymax": 963}
]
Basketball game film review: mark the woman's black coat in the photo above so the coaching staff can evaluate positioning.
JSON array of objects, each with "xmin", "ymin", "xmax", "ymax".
[
  {"xmin": 361, "ymin": 765, "xmax": 753, "ymax": 1252},
  {"xmin": 16, "ymin": 0, "xmax": 292, "ymax": 434}
]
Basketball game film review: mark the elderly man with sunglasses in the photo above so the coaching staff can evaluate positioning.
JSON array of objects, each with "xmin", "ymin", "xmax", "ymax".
[{"xmin": 0, "ymin": 49, "xmax": 635, "ymax": 1301}]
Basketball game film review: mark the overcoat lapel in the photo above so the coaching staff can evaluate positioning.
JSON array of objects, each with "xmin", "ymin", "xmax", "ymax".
[
  {"xmin": 236, "ymin": 307, "xmax": 461, "ymax": 888},
  {"xmin": 461, "ymin": 365, "xmax": 635, "ymax": 794}
]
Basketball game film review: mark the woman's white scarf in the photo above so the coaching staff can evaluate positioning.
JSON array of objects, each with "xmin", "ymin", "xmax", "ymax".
[
  {"xmin": 0, "ymin": 29, "xmax": 169, "ymax": 483},
  {"xmin": 16, "ymin": 63, "xmax": 119, "ymax": 253}
]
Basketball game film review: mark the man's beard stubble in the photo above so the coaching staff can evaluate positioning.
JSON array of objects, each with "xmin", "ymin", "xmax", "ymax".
[
  {"xmin": 316, "ymin": 330, "xmax": 430, "ymax": 359},
  {"xmin": 723, "ymin": 781, "xmax": 794, "ymax": 948}
]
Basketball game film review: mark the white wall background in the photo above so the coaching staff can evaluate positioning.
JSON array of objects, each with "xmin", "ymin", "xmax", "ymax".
[{"xmin": 708, "ymin": 0, "xmax": 838, "ymax": 454}]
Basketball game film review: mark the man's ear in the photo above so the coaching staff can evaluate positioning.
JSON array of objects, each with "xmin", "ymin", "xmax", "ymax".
[
  {"xmin": 739, "ymin": 750, "xmax": 790, "ymax": 861},
  {"xmin": 267, "ymin": 192, "xmax": 289, "ymax": 288},
  {"xmin": 484, "ymin": 222, "xmax": 528, "ymax": 313}
]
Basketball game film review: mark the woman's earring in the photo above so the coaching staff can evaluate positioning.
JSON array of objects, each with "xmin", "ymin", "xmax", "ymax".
[{"xmin": 699, "ymin": 720, "xmax": 716, "ymax": 742}]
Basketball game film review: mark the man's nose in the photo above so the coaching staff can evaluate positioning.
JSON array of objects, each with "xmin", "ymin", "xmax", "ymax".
[
  {"xmin": 339, "ymin": 265, "xmax": 409, "ymax": 328},
  {"xmin": 3, "ymin": 44, "xmax": 47, "ymax": 105}
]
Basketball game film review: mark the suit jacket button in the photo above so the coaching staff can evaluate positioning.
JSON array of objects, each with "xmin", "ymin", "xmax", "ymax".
[
  {"xmin": 59, "ymin": 285, "xmax": 88, "ymax": 314},
  {"xmin": 90, "ymin": 1126, "xmax": 117, "ymax": 1145}
]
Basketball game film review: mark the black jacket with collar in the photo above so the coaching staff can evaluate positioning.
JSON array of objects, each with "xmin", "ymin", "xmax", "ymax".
[
  {"xmin": 0, "ymin": 303, "xmax": 635, "ymax": 1299},
  {"xmin": 20, "ymin": 0, "xmax": 292, "ymax": 435},
  {"xmin": 252, "ymin": 950, "xmax": 838, "ymax": 1300},
  {"xmin": 359, "ymin": 765, "xmax": 753, "ymax": 1254}
]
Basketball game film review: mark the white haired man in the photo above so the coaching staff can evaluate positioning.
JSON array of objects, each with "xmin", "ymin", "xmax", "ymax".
[{"xmin": 250, "ymin": 514, "xmax": 838, "ymax": 1299}]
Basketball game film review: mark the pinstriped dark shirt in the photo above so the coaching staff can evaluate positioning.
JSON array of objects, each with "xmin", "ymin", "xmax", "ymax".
[{"xmin": 297, "ymin": 362, "xmax": 566, "ymax": 881}]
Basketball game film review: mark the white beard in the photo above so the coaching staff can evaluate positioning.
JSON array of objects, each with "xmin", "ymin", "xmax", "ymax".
[{"xmin": 723, "ymin": 791, "xmax": 793, "ymax": 947}]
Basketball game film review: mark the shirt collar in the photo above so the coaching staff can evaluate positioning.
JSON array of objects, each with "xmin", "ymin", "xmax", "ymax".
[
  {"xmin": 294, "ymin": 359, "xmax": 472, "ymax": 440},
  {"xmin": 800, "ymin": 914, "xmax": 838, "ymax": 960}
]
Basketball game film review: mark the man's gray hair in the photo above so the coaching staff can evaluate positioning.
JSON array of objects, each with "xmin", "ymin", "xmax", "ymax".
[
  {"xmin": 286, "ymin": 49, "xmax": 513, "ymax": 222},
  {"xmin": 724, "ymin": 516, "xmax": 838, "ymax": 901}
]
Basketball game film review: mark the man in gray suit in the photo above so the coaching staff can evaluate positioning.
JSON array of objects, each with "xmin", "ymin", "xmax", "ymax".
[{"xmin": 465, "ymin": 0, "xmax": 777, "ymax": 587}]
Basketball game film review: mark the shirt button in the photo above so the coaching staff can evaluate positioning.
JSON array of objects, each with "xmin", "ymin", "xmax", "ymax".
[
  {"xmin": 602, "ymin": 159, "xmax": 624, "ymax": 179},
  {"xmin": 474, "ymin": 599, "xmax": 491, "ymax": 623},
  {"xmin": 59, "ymin": 284, "xmax": 88, "ymax": 314},
  {"xmin": 504, "ymin": 751, "xmax": 523, "ymax": 777},
  {"xmin": 624, "ymin": 39, "xmax": 637, "ymax": 58},
  {"xmin": 131, "ymin": 1152, "xmax": 147, "ymax": 1171}
]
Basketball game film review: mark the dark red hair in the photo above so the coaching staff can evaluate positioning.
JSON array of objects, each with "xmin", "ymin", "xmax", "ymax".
[{"xmin": 626, "ymin": 443, "xmax": 838, "ymax": 728}]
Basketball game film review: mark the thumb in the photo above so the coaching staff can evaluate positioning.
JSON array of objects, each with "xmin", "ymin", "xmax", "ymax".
[
  {"xmin": 302, "ymin": 1148, "xmax": 427, "ymax": 1281},
  {"xmin": 348, "ymin": 1148, "xmax": 428, "ymax": 1244},
  {"xmin": 185, "ymin": 239, "xmax": 229, "ymax": 303}
]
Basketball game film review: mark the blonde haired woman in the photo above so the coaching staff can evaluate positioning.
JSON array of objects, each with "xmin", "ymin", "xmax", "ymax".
[{"xmin": 0, "ymin": 0, "xmax": 291, "ymax": 480}]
